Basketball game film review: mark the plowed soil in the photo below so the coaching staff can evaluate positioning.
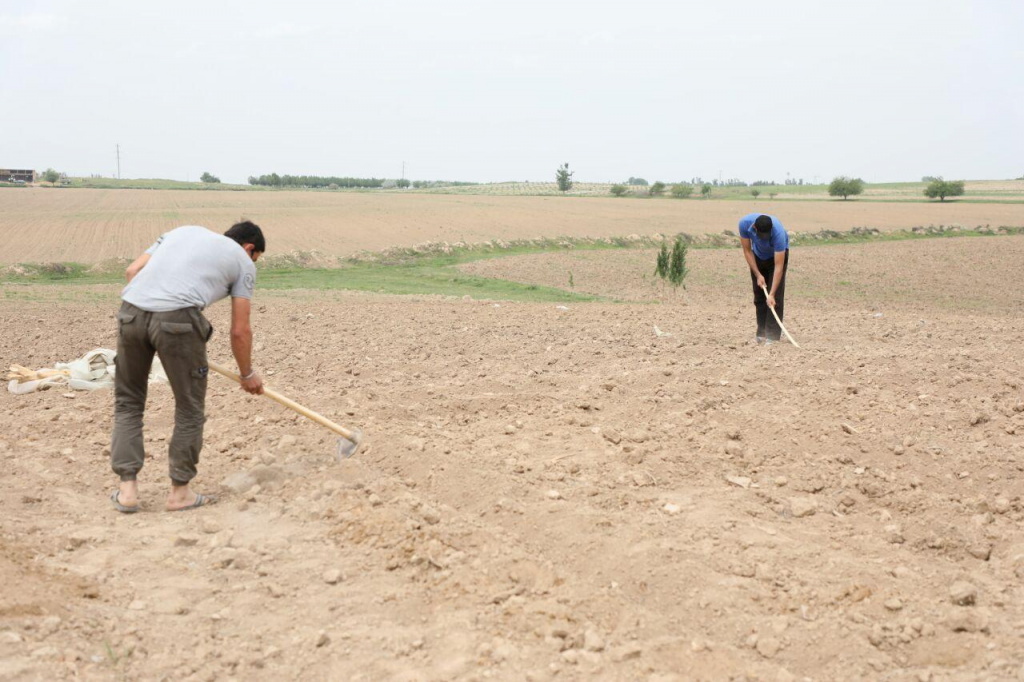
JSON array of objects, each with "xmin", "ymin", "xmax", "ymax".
[
  {"xmin": 2, "ymin": 188, "xmax": 1022, "ymax": 264},
  {"xmin": 2, "ymin": 235, "xmax": 1023, "ymax": 680}
]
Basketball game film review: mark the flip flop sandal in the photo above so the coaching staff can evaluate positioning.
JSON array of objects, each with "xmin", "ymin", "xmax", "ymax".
[
  {"xmin": 170, "ymin": 493, "xmax": 214, "ymax": 512},
  {"xmin": 111, "ymin": 490, "xmax": 140, "ymax": 514}
]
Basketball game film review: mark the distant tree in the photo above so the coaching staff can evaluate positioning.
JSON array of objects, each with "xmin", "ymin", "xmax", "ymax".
[
  {"xmin": 396, "ymin": 178, "xmax": 411, "ymax": 189},
  {"xmin": 828, "ymin": 176, "xmax": 864, "ymax": 200},
  {"xmin": 921, "ymin": 176, "xmax": 940, "ymax": 183},
  {"xmin": 627, "ymin": 177, "xmax": 649, "ymax": 187},
  {"xmin": 42, "ymin": 168, "xmax": 60, "ymax": 184},
  {"xmin": 649, "ymin": 181, "xmax": 666, "ymax": 196},
  {"xmin": 769, "ymin": 192, "xmax": 777, "ymax": 200},
  {"xmin": 751, "ymin": 188, "xmax": 761, "ymax": 199},
  {"xmin": 610, "ymin": 184, "xmax": 628, "ymax": 197},
  {"xmin": 670, "ymin": 183, "xmax": 693, "ymax": 198},
  {"xmin": 556, "ymin": 163, "xmax": 574, "ymax": 193},
  {"xmin": 700, "ymin": 183, "xmax": 712, "ymax": 198},
  {"xmin": 327, "ymin": 183, "xmax": 340, "ymax": 190},
  {"xmin": 668, "ymin": 236, "xmax": 688, "ymax": 290},
  {"xmin": 200, "ymin": 172, "xmax": 221, "ymax": 183},
  {"xmin": 655, "ymin": 241, "xmax": 669, "ymax": 279},
  {"xmin": 923, "ymin": 179, "xmax": 965, "ymax": 201}
]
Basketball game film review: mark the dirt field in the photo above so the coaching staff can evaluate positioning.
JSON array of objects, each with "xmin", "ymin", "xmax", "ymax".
[
  {"xmin": 2, "ymin": 188, "xmax": 1022, "ymax": 265},
  {"xmin": 2, "ymin": 235, "xmax": 1023, "ymax": 681}
]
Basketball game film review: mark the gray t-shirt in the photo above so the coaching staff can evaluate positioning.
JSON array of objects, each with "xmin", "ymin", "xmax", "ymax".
[{"xmin": 122, "ymin": 225, "xmax": 256, "ymax": 312}]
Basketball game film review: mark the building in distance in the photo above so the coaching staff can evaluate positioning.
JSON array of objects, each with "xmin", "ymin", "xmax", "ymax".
[{"xmin": 1, "ymin": 169, "xmax": 37, "ymax": 183}]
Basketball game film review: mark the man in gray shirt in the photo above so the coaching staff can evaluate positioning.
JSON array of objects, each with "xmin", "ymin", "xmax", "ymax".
[{"xmin": 111, "ymin": 221, "xmax": 266, "ymax": 513}]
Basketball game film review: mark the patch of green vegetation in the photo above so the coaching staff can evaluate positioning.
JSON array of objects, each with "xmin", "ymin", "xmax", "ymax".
[
  {"xmin": 258, "ymin": 263, "xmax": 598, "ymax": 302},
  {"xmin": 0, "ymin": 249, "xmax": 599, "ymax": 302},
  {"xmin": 0, "ymin": 262, "xmax": 121, "ymax": 283}
]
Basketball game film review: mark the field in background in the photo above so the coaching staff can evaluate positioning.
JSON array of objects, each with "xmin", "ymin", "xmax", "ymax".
[
  {"xmin": 5, "ymin": 226, "xmax": 1022, "ymax": 304},
  {"xmin": 416, "ymin": 179, "xmax": 1024, "ymax": 202},
  {"xmin": 1, "ymin": 187, "xmax": 1022, "ymax": 265},
  {"xmin": 59, "ymin": 177, "xmax": 1024, "ymax": 202}
]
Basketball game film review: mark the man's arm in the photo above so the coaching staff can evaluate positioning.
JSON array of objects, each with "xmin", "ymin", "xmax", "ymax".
[
  {"xmin": 740, "ymin": 238, "xmax": 766, "ymax": 289},
  {"xmin": 230, "ymin": 297, "xmax": 263, "ymax": 394},
  {"xmin": 125, "ymin": 253, "xmax": 151, "ymax": 282},
  {"xmin": 766, "ymin": 250, "xmax": 786, "ymax": 307}
]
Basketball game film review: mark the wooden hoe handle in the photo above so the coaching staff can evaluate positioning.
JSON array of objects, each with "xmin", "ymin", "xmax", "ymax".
[
  {"xmin": 207, "ymin": 361, "xmax": 358, "ymax": 441},
  {"xmin": 760, "ymin": 286, "xmax": 801, "ymax": 349}
]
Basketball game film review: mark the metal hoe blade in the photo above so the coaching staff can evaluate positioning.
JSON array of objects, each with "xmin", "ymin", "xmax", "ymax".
[{"xmin": 336, "ymin": 429, "xmax": 363, "ymax": 461}]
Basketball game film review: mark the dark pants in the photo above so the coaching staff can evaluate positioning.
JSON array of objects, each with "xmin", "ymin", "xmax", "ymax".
[
  {"xmin": 750, "ymin": 249, "xmax": 789, "ymax": 340},
  {"xmin": 111, "ymin": 301, "xmax": 212, "ymax": 485}
]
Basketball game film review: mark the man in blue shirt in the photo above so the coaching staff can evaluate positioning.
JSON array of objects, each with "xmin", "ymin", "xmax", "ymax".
[{"xmin": 738, "ymin": 213, "xmax": 790, "ymax": 344}]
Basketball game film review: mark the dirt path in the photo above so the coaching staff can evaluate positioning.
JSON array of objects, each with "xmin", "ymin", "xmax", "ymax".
[{"xmin": 2, "ymin": 237, "xmax": 1023, "ymax": 681}]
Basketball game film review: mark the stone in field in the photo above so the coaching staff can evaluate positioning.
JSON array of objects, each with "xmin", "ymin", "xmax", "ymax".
[
  {"xmin": 583, "ymin": 629, "xmax": 604, "ymax": 652},
  {"xmin": 949, "ymin": 581, "xmax": 977, "ymax": 606},
  {"xmin": 756, "ymin": 636, "xmax": 781, "ymax": 658},
  {"xmin": 789, "ymin": 497, "xmax": 817, "ymax": 518},
  {"xmin": 174, "ymin": 534, "xmax": 200, "ymax": 547}
]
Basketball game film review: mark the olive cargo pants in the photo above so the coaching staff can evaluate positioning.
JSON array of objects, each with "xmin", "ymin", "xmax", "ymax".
[{"xmin": 111, "ymin": 301, "xmax": 212, "ymax": 485}]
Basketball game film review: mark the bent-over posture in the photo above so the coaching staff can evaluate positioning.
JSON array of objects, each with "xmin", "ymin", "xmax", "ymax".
[
  {"xmin": 110, "ymin": 222, "xmax": 265, "ymax": 512},
  {"xmin": 738, "ymin": 213, "xmax": 790, "ymax": 345}
]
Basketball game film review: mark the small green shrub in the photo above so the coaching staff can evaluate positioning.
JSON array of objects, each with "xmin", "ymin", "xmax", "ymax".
[
  {"xmin": 670, "ymin": 184, "xmax": 693, "ymax": 198},
  {"xmin": 655, "ymin": 241, "xmax": 669, "ymax": 279},
  {"xmin": 668, "ymin": 236, "xmax": 688, "ymax": 290}
]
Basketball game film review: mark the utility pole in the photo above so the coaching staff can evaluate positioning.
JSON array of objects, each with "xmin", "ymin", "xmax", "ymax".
[
  {"xmin": 401, "ymin": 161, "xmax": 406, "ymax": 180},
  {"xmin": 116, "ymin": 144, "xmax": 121, "ymax": 179}
]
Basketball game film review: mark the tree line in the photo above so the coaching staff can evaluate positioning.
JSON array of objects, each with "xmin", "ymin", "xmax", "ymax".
[
  {"xmin": 248, "ymin": 174, "xmax": 386, "ymax": 188},
  {"xmin": 244, "ymin": 174, "xmax": 478, "ymax": 189}
]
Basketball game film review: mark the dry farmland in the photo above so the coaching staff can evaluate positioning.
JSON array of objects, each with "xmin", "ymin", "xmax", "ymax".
[
  {"xmin": 1, "ymin": 188, "xmax": 1024, "ymax": 681},
  {"xmin": 1, "ymin": 187, "xmax": 1023, "ymax": 265}
]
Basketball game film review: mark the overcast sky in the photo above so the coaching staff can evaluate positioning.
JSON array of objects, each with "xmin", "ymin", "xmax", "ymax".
[{"xmin": 2, "ymin": 0, "xmax": 1021, "ymax": 184}]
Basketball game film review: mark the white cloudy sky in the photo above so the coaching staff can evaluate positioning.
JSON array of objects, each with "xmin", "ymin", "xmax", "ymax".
[{"xmin": 2, "ymin": 0, "xmax": 1021, "ymax": 184}]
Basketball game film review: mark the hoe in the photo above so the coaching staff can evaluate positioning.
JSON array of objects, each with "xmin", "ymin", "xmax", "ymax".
[
  {"xmin": 761, "ymin": 285, "xmax": 800, "ymax": 348},
  {"xmin": 208, "ymin": 361, "xmax": 362, "ymax": 459}
]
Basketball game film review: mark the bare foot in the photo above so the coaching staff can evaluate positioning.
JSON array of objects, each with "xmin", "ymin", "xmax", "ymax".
[{"xmin": 117, "ymin": 480, "xmax": 139, "ymax": 508}]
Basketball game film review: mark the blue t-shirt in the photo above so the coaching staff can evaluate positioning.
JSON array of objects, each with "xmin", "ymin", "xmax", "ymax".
[{"xmin": 738, "ymin": 213, "xmax": 789, "ymax": 260}]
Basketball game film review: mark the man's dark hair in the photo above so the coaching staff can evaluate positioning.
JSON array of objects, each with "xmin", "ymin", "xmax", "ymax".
[
  {"xmin": 753, "ymin": 215, "xmax": 773, "ymax": 235},
  {"xmin": 224, "ymin": 220, "xmax": 265, "ymax": 252}
]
